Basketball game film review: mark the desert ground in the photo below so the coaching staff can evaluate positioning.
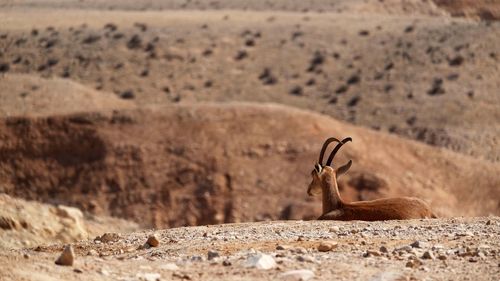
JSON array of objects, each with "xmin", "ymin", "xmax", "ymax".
[{"xmin": 0, "ymin": 0, "xmax": 499, "ymax": 280}]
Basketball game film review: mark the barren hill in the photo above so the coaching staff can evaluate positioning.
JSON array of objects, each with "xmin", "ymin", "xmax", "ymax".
[
  {"xmin": 1, "ymin": 103, "xmax": 498, "ymax": 228},
  {"xmin": 0, "ymin": 74, "xmax": 134, "ymax": 117},
  {"xmin": 0, "ymin": 4, "xmax": 499, "ymax": 162}
]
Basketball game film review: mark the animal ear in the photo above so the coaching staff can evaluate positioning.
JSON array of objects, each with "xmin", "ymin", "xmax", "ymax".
[
  {"xmin": 314, "ymin": 163, "xmax": 322, "ymax": 173},
  {"xmin": 336, "ymin": 160, "xmax": 352, "ymax": 177}
]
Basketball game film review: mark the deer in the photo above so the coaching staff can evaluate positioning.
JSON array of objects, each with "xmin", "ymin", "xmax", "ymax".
[{"xmin": 307, "ymin": 137, "xmax": 436, "ymax": 221}]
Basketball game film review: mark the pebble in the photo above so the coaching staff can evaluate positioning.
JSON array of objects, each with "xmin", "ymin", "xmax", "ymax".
[
  {"xmin": 23, "ymin": 253, "xmax": 29, "ymax": 259},
  {"xmin": 379, "ymin": 246, "xmax": 388, "ymax": 253},
  {"xmin": 329, "ymin": 226, "xmax": 340, "ymax": 232},
  {"xmin": 405, "ymin": 258, "xmax": 422, "ymax": 268},
  {"xmin": 244, "ymin": 253, "xmax": 276, "ymax": 270},
  {"xmin": 276, "ymin": 245, "xmax": 290, "ymax": 250},
  {"xmin": 222, "ymin": 260, "xmax": 232, "ymax": 266},
  {"xmin": 207, "ymin": 250, "xmax": 220, "ymax": 260},
  {"xmin": 191, "ymin": 255, "xmax": 203, "ymax": 262},
  {"xmin": 160, "ymin": 263, "xmax": 179, "ymax": 270},
  {"xmin": 147, "ymin": 235, "xmax": 160, "ymax": 247},
  {"xmin": 411, "ymin": 241, "xmax": 429, "ymax": 249},
  {"xmin": 55, "ymin": 245, "xmax": 75, "ymax": 266},
  {"xmin": 395, "ymin": 245, "xmax": 412, "ymax": 253},
  {"xmin": 318, "ymin": 242, "xmax": 337, "ymax": 252},
  {"xmin": 438, "ymin": 255, "xmax": 447, "ymax": 260},
  {"xmin": 98, "ymin": 232, "xmax": 121, "ymax": 243},
  {"xmin": 422, "ymin": 251, "xmax": 435, "ymax": 260},
  {"xmin": 364, "ymin": 250, "xmax": 381, "ymax": 257},
  {"xmin": 136, "ymin": 272, "xmax": 161, "ymax": 281},
  {"xmin": 98, "ymin": 268, "xmax": 110, "ymax": 276},
  {"xmin": 292, "ymin": 247, "xmax": 308, "ymax": 254},
  {"xmin": 279, "ymin": 269, "xmax": 315, "ymax": 281},
  {"xmin": 296, "ymin": 255, "xmax": 315, "ymax": 263}
]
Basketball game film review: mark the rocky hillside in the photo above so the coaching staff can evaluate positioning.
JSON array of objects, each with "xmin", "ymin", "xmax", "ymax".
[
  {"xmin": 0, "ymin": 4, "xmax": 499, "ymax": 162},
  {"xmin": 1, "ymin": 103, "xmax": 499, "ymax": 228}
]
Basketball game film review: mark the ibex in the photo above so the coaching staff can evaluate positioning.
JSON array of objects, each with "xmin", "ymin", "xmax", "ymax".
[{"xmin": 308, "ymin": 137, "xmax": 436, "ymax": 220}]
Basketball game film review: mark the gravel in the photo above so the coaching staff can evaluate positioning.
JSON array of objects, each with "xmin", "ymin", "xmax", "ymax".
[{"xmin": 1, "ymin": 217, "xmax": 499, "ymax": 280}]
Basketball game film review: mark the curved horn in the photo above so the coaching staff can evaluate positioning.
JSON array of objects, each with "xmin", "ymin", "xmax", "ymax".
[
  {"xmin": 318, "ymin": 137, "xmax": 341, "ymax": 165},
  {"xmin": 325, "ymin": 137, "xmax": 352, "ymax": 166}
]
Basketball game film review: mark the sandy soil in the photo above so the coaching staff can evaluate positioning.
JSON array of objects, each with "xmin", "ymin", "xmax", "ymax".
[{"xmin": 0, "ymin": 217, "xmax": 499, "ymax": 281}]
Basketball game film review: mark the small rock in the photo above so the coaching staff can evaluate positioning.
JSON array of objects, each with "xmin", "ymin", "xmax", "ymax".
[
  {"xmin": 395, "ymin": 245, "xmax": 412, "ymax": 253},
  {"xmin": 23, "ymin": 253, "xmax": 29, "ymax": 259},
  {"xmin": 292, "ymin": 247, "xmax": 308, "ymax": 254},
  {"xmin": 364, "ymin": 250, "xmax": 381, "ymax": 257},
  {"xmin": 120, "ymin": 90, "xmax": 135, "ymax": 99},
  {"xmin": 87, "ymin": 249, "xmax": 98, "ymax": 256},
  {"xmin": 73, "ymin": 268, "xmax": 83, "ymax": 273},
  {"xmin": 276, "ymin": 245, "xmax": 290, "ymax": 250},
  {"xmin": 279, "ymin": 269, "xmax": 315, "ymax": 281},
  {"xmin": 438, "ymin": 255, "xmax": 447, "ymax": 260},
  {"xmin": 410, "ymin": 241, "xmax": 428, "ymax": 249},
  {"xmin": 317, "ymin": 242, "xmax": 337, "ymax": 252},
  {"xmin": 405, "ymin": 258, "xmax": 422, "ymax": 268},
  {"xmin": 245, "ymin": 253, "xmax": 276, "ymax": 270},
  {"xmin": 222, "ymin": 260, "xmax": 232, "ymax": 266},
  {"xmin": 160, "ymin": 263, "xmax": 179, "ymax": 270},
  {"xmin": 379, "ymin": 246, "xmax": 388, "ymax": 253},
  {"xmin": 147, "ymin": 235, "xmax": 160, "ymax": 247},
  {"xmin": 329, "ymin": 226, "xmax": 340, "ymax": 232},
  {"xmin": 207, "ymin": 250, "xmax": 220, "ymax": 260},
  {"xmin": 190, "ymin": 255, "xmax": 203, "ymax": 262},
  {"xmin": 136, "ymin": 272, "xmax": 161, "ymax": 281},
  {"xmin": 55, "ymin": 245, "xmax": 75, "ymax": 266},
  {"xmin": 469, "ymin": 257, "xmax": 478, "ymax": 263},
  {"xmin": 296, "ymin": 255, "xmax": 315, "ymax": 263},
  {"xmin": 422, "ymin": 251, "xmax": 435, "ymax": 260},
  {"xmin": 289, "ymin": 85, "xmax": 303, "ymax": 96},
  {"xmin": 98, "ymin": 232, "xmax": 121, "ymax": 243},
  {"xmin": 98, "ymin": 268, "xmax": 110, "ymax": 276}
]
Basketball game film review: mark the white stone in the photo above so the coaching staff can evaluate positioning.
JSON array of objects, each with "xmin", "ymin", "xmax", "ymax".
[
  {"xmin": 244, "ymin": 253, "xmax": 276, "ymax": 270},
  {"xmin": 279, "ymin": 269, "xmax": 315, "ymax": 281},
  {"xmin": 160, "ymin": 263, "xmax": 179, "ymax": 270},
  {"xmin": 369, "ymin": 271, "xmax": 406, "ymax": 281},
  {"xmin": 136, "ymin": 272, "xmax": 161, "ymax": 281}
]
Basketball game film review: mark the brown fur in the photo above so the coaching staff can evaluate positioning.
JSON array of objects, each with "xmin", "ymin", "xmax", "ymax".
[{"xmin": 308, "ymin": 166, "xmax": 435, "ymax": 221}]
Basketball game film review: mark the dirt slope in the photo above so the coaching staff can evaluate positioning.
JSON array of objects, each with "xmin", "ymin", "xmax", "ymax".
[
  {"xmin": 0, "ymin": 103, "xmax": 498, "ymax": 228},
  {"xmin": 0, "ymin": 7, "xmax": 498, "ymax": 161},
  {"xmin": 0, "ymin": 217, "xmax": 498, "ymax": 281},
  {"xmin": 0, "ymin": 193, "xmax": 138, "ymax": 250},
  {"xmin": 0, "ymin": 74, "xmax": 134, "ymax": 117}
]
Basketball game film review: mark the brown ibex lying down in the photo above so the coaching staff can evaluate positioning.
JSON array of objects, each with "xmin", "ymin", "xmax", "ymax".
[{"xmin": 307, "ymin": 137, "xmax": 436, "ymax": 221}]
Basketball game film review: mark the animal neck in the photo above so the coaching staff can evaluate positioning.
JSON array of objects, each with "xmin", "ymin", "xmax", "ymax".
[{"xmin": 321, "ymin": 172, "xmax": 343, "ymax": 213}]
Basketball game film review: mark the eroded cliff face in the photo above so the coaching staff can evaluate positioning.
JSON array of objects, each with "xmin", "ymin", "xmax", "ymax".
[{"xmin": 1, "ymin": 104, "xmax": 499, "ymax": 228}]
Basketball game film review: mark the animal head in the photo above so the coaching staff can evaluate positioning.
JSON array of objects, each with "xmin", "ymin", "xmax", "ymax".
[{"xmin": 307, "ymin": 137, "xmax": 352, "ymax": 196}]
